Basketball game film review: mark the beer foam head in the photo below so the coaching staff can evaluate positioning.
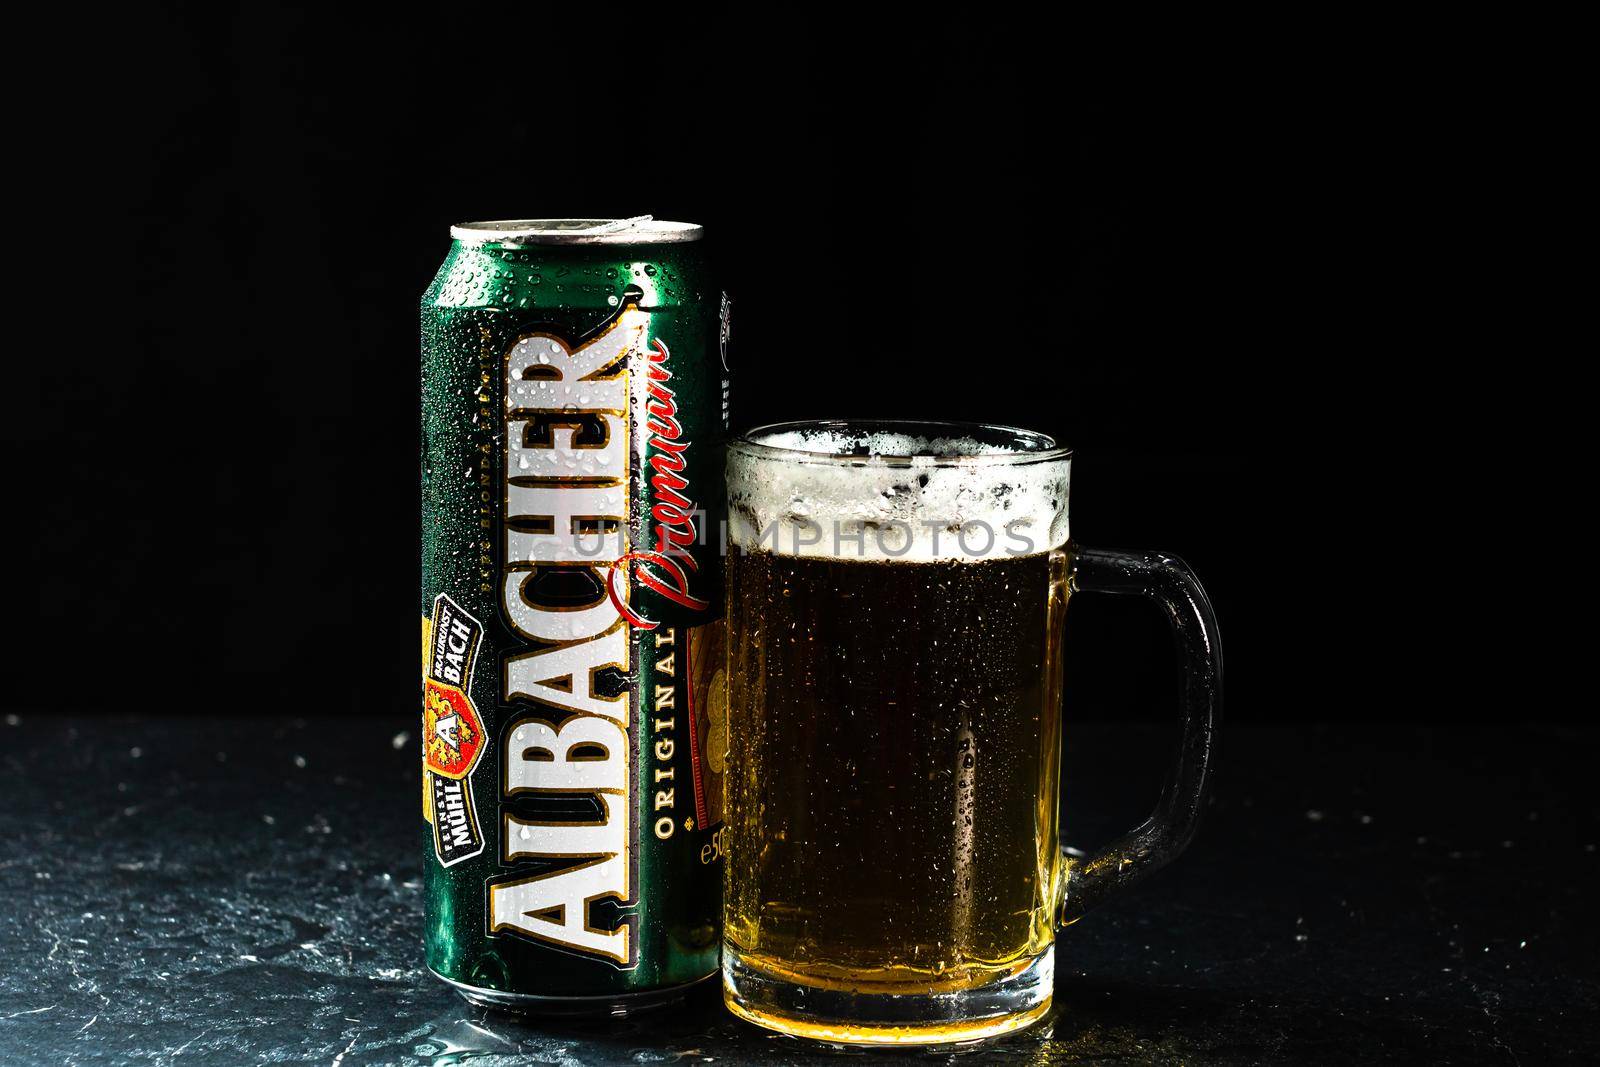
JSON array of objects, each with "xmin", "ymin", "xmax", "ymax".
[{"xmin": 727, "ymin": 422, "xmax": 1071, "ymax": 561}]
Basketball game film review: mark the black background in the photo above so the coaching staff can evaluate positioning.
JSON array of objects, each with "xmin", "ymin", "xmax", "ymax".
[{"xmin": 9, "ymin": 9, "xmax": 1576, "ymax": 725}]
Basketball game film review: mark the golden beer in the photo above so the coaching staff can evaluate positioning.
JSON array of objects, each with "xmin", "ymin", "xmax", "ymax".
[{"xmin": 725, "ymin": 548, "xmax": 1068, "ymax": 999}]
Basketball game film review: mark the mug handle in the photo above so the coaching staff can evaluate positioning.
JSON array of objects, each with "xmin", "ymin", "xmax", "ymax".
[{"xmin": 1056, "ymin": 545, "xmax": 1223, "ymax": 926}]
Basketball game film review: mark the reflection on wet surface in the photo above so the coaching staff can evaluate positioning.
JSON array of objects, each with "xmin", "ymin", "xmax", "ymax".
[{"xmin": 0, "ymin": 716, "xmax": 1593, "ymax": 1064}]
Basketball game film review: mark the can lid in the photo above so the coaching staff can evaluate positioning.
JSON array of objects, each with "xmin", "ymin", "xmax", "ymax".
[{"xmin": 449, "ymin": 216, "xmax": 703, "ymax": 246}]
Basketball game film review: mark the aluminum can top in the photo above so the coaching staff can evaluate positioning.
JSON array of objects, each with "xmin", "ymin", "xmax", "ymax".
[{"xmin": 449, "ymin": 216, "xmax": 703, "ymax": 247}]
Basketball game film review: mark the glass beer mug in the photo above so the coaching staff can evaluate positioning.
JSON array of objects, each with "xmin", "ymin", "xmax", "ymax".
[{"xmin": 721, "ymin": 420, "xmax": 1222, "ymax": 1045}]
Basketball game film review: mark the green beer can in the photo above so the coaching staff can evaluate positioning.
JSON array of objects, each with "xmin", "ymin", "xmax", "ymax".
[{"xmin": 420, "ymin": 218, "xmax": 729, "ymax": 1010}]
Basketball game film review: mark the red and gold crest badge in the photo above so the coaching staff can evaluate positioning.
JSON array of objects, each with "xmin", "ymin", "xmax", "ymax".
[{"xmin": 423, "ymin": 680, "xmax": 485, "ymax": 780}]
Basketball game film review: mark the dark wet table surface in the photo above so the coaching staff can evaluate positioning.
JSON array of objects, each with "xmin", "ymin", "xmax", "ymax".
[{"xmin": 0, "ymin": 714, "xmax": 1594, "ymax": 1065}]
